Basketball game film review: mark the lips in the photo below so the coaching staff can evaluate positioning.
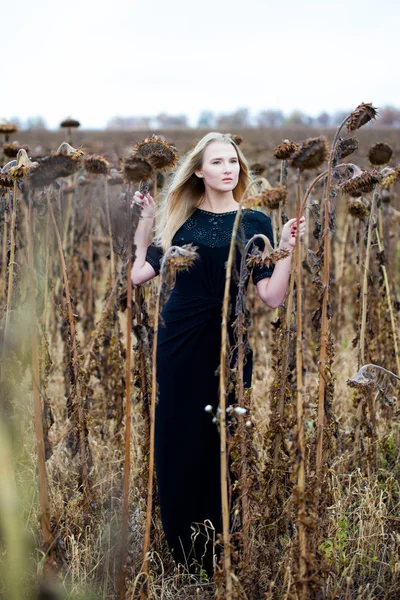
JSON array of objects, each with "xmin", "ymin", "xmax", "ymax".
[{"xmin": 222, "ymin": 178, "xmax": 233, "ymax": 181}]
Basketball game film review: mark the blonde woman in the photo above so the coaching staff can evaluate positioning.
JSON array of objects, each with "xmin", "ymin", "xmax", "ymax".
[{"xmin": 131, "ymin": 132, "xmax": 305, "ymax": 578}]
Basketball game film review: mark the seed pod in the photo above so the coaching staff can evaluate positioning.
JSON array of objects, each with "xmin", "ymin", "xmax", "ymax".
[
  {"xmin": 347, "ymin": 197, "xmax": 370, "ymax": 218},
  {"xmin": 250, "ymin": 163, "xmax": 265, "ymax": 176},
  {"xmin": 3, "ymin": 143, "xmax": 30, "ymax": 158},
  {"xmin": 85, "ymin": 155, "xmax": 110, "ymax": 175},
  {"xmin": 0, "ymin": 173, "xmax": 14, "ymax": 188},
  {"xmin": 229, "ymin": 134, "xmax": 243, "ymax": 146},
  {"xmin": 123, "ymin": 155, "xmax": 154, "ymax": 183},
  {"xmin": 60, "ymin": 118, "xmax": 80, "ymax": 129},
  {"xmin": 334, "ymin": 137, "xmax": 358, "ymax": 160},
  {"xmin": 381, "ymin": 166, "xmax": 400, "ymax": 189},
  {"xmin": 340, "ymin": 169, "xmax": 381, "ymax": 197},
  {"xmin": 290, "ymin": 137, "xmax": 329, "ymax": 170},
  {"xmin": 29, "ymin": 154, "xmax": 82, "ymax": 188},
  {"xmin": 368, "ymin": 142, "xmax": 393, "ymax": 166},
  {"xmin": 133, "ymin": 135, "xmax": 178, "ymax": 171},
  {"xmin": 0, "ymin": 120, "xmax": 18, "ymax": 137},
  {"xmin": 273, "ymin": 140, "xmax": 299, "ymax": 160},
  {"xmin": 347, "ymin": 103, "xmax": 378, "ymax": 132}
]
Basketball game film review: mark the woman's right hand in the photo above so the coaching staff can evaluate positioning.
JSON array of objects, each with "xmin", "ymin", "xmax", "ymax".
[{"xmin": 131, "ymin": 191, "xmax": 156, "ymax": 219}]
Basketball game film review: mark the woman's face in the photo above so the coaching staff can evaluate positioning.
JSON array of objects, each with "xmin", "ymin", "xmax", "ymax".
[{"xmin": 195, "ymin": 141, "xmax": 240, "ymax": 193}]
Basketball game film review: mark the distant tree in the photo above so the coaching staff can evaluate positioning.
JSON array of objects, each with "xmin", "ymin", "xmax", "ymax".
[
  {"xmin": 155, "ymin": 113, "xmax": 188, "ymax": 128},
  {"xmin": 316, "ymin": 112, "xmax": 330, "ymax": 126},
  {"xmin": 25, "ymin": 116, "xmax": 47, "ymax": 130},
  {"xmin": 379, "ymin": 105, "xmax": 400, "ymax": 127},
  {"xmin": 256, "ymin": 109, "xmax": 284, "ymax": 127},
  {"xmin": 216, "ymin": 108, "xmax": 250, "ymax": 128},
  {"xmin": 197, "ymin": 110, "xmax": 215, "ymax": 128},
  {"xmin": 106, "ymin": 116, "xmax": 151, "ymax": 130},
  {"xmin": 284, "ymin": 110, "xmax": 311, "ymax": 126}
]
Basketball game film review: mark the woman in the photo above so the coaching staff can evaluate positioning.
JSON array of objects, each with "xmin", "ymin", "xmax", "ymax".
[{"xmin": 131, "ymin": 132, "xmax": 305, "ymax": 577}]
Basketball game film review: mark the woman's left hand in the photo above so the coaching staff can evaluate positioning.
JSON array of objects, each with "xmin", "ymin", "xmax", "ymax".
[{"xmin": 279, "ymin": 216, "xmax": 306, "ymax": 250}]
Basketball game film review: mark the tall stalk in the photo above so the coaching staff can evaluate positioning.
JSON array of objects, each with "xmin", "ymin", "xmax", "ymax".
[
  {"xmin": 218, "ymin": 178, "xmax": 264, "ymax": 597},
  {"xmin": 27, "ymin": 192, "xmax": 53, "ymax": 571},
  {"xmin": 3, "ymin": 182, "xmax": 18, "ymax": 351},
  {"xmin": 315, "ymin": 116, "xmax": 349, "ymax": 474},
  {"xmin": 360, "ymin": 189, "xmax": 378, "ymax": 364},
  {"xmin": 47, "ymin": 191, "xmax": 90, "ymax": 498},
  {"xmin": 294, "ymin": 172, "xmax": 308, "ymax": 600},
  {"xmin": 375, "ymin": 228, "xmax": 400, "ymax": 374},
  {"xmin": 119, "ymin": 200, "xmax": 134, "ymax": 600}
]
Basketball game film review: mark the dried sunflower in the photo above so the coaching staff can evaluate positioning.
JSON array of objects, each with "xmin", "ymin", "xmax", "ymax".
[
  {"xmin": 380, "ymin": 167, "xmax": 400, "ymax": 189},
  {"xmin": 229, "ymin": 134, "xmax": 243, "ymax": 146},
  {"xmin": 273, "ymin": 140, "xmax": 299, "ymax": 160},
  {"xmin": 123, "ymin": 155, "xmax": 154, "ymax": 183},
  {"xmin": 60, "ymin": 118, "xmax": 80, "ymax": 129},
  {"xmin": 347, "ymin": 197, "xmax": 370, "ymax": 218},
  {"xmin": 347, "ymin": 103, "xmax": 378, "ymax": 132},
  {"xmin": 29, "ymin": 153, "xmax": 82, "ymax": 188},
  {"xmin": 56, "ymin": 142, "xmax": 85, "ymax": 158},
  {"xmin": 0, "ymin": 120, "xmax": 18, "ymax": 137},
  {"xmin": 250, "ymin": 163, "xmax": 265, "ymax": 176},
  {"xmin": 134, "ymin": 134, "xmax": 178, "ymax": 171},
  {"xmin": 3, "ymin": 143, "xmax": 29, "ymax": 158},
  {"xmin": 85, "ymin": 155, "xmax": 110, "ymax": 175},
  {"xmin": 368, "ymin": 142, "xmax": 393, "ymax": 166},
  {"xmin": 290, "ymin": 137, "xmax": 329, "ymax": 170},
  {"xmin": 0, "ymin": 172, "xmax": 14, "ymax": 188},
  {"xmin": 334, "ymin": 137, "xmax": 358, "ymax": 160},
  {"xmin": 340, "ymin": 169, "xmax": 381, "ymax": 197}
]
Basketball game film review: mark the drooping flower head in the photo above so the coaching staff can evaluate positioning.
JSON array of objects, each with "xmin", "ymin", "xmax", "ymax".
[
  {"xmin": 133, "ymin": 134, "xmax": 178, "ymax": 171},
  {"xmin": 347, "ymin": 103, "xmax": 378, "ymax": 132},
  {"xmin": 290, "ymin": 137, "xmax": 329, "ymax": 170}
]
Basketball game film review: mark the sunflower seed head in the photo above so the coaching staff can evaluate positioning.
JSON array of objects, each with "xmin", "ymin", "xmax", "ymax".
[
  {"xmin": 0, "ymin": 120, "xmax": 18, "ymax": 136},
  {"xmin": 133, "ymin": 135, "xmax": 178, "ymax": 171},
  {"xmin": 347, "ymin": 103, "xmax": 378, "ymax": 132},
  {"xmin": 3, "ymin": 142, "xmax": 29, "ymax": 159},
  {"xmin": 273, "ymin": 140, "xmax": 299, "ymax": 160},
  {"xmin": 123, "ymin": 155, "xmax": 154, "ymax": 183},
  {"xmin": 368, "ymin": 142, "xmax": 393, "ymax": 166},
  {"xmin": 334, "ymin": 137, "xmax": 359, "ymax": 160},
  {"xmin": 60, "ymin": 117, "xmax": 80, "ymax": 129},
  {"xmin": 340, "ymin": 169, "xmax": 381, "ymax": 197},
  {"xmin": 290, "ymin": 137, "xmax": 329, "ymax": 170},
  {"xmin": 347, "ymin": 197, "xmax": 370, "ymax": 219},
  {"xmin": 84, "ymin": 155, "xmax": 110, "ymax": 175},
  {"xmin": 380, "ymin": 167, "xmax": 400, "ymax": 189}
]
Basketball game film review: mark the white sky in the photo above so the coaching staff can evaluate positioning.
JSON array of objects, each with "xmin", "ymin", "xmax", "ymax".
[{"xmin": 3, "ymin": 0, "xmax": 399, "ymax": 129}]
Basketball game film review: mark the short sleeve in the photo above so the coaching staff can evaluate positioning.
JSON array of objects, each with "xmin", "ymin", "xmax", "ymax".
[
  {"xmin": 250, "ymin": 214, "xmax": 275, "ymax": 284},
  {"xmin": 145, "ymin": 242, "xmax": 163, "ymax": 276}
]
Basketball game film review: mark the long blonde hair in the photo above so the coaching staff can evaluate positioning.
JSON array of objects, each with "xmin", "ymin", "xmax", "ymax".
[{"xmin": 153, "ymin": 132, "xmax": 253, "ymax": 252}]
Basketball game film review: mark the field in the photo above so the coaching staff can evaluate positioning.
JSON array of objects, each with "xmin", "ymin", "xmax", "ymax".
[{"xmin": 1, "ymin": 114, "xmax": 400, "ymax": 600}]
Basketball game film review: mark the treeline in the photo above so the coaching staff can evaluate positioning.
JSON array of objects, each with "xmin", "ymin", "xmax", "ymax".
[{"xmin": 7, "ymin": 106, "xmax": 400, "ymax": 131}]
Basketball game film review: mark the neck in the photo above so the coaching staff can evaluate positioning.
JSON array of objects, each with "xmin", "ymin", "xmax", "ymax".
[{"xmin": 198, "ymin": 190, "xmax": 238, "ymax": 212}]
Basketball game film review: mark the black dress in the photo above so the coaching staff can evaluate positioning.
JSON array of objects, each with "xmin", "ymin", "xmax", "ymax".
[{"xmin": 145, "ymin": 207, "xmax": 275, "ymax": 577}]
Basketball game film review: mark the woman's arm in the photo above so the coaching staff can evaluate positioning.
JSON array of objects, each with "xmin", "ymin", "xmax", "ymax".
[
  {"xmin": 256, "ymin": 245, "xmax": 293, "ymax": 308},
  {"xmin": 130, "ymin": 191, "xmax": 158, "ymax": 285},
  {"xmin": 256, "ymin": 216, "xmax": 305, "ymax": 308}
]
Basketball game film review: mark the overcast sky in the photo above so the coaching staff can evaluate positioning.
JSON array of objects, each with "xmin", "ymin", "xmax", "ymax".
[{"xmin": 3, "ymin": 0, "xmax": 399, "ymax": 129}]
